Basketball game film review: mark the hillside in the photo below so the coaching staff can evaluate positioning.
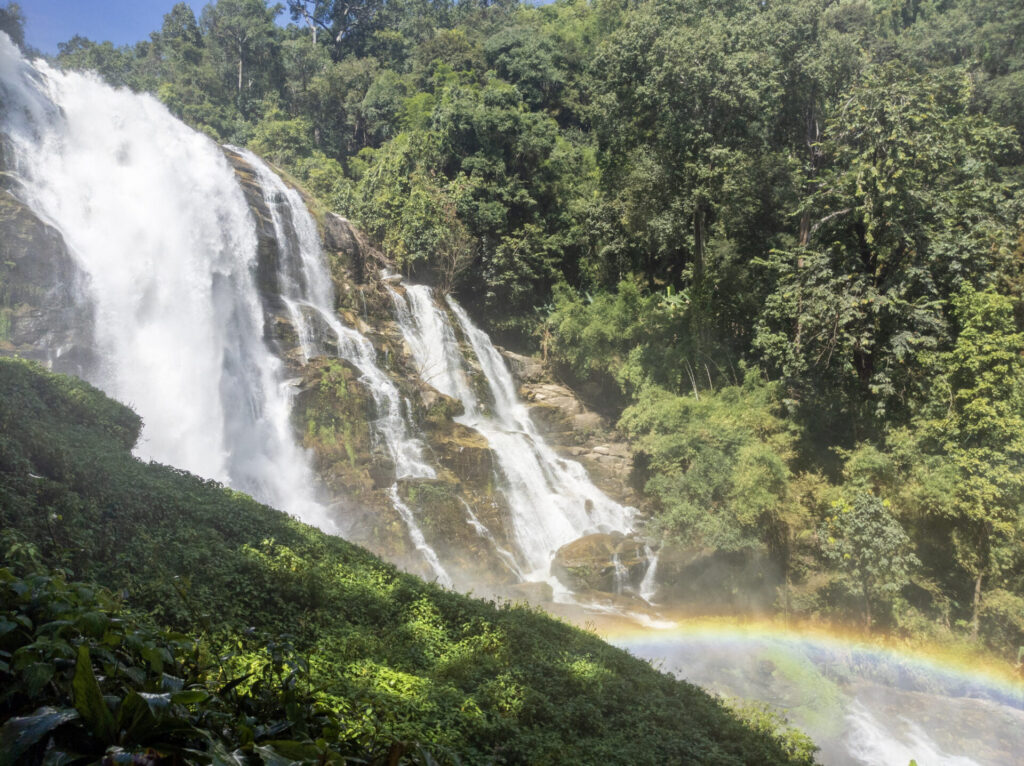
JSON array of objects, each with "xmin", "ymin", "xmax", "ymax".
[{"xmin": 0, "ymin": 357, "xmax": 815, "ymax": 764}]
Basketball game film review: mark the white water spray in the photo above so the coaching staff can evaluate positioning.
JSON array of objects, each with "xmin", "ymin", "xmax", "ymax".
[
  {"xmin": 844, "ymin": 700, "xmax": 980, "ymax": 766},
  {"xmin": 639, "ymin": 546, "xmax": 659, "ymax": 604},
  {"xmin": 0, "ymin": 36, "xmax": 329, "ymax": 528}
]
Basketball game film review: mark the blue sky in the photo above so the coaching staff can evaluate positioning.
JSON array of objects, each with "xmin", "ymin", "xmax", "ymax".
[{"xmin": 21, "ymin": 1, "xmax": 283, "ymax": 54}]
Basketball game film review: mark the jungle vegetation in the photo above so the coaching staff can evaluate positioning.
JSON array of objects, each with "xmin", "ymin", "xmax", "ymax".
[{"xmin": 3, "ymin": 0, "xmax": 1024, "ymax": 660}]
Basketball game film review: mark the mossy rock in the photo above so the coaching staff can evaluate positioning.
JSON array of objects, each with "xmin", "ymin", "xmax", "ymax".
[
  {"xmin": 552, "ymin": 532, "xmax": 648, "ymax": 593},
  {"xmin": 396, "ymin": 478, "xmax": 522, "ymax": 591},
  {"xmin": 0, "ymin": 187, "xmax": 93, "ymax": 373},
  {"xmin": 429, "ymin": 422, "xmax": 495, "ymax": 486},
  {"xmin": 420, "ymin": 386, "xmax": 464, "ymax": 425},
  {"xmin": 294, "ymin": 357, "xmax": 376, "ymax": 498}
]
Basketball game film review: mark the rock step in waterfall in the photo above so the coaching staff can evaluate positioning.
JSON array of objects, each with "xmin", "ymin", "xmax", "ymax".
[{"xmin": 389, "ymin": 283, "xmax": 654, "ymax": 594}]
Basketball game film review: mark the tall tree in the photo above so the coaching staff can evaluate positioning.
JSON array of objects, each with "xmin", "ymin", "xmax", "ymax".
[
  {"xmin": 201, "ymin": 0, "xmax": 282, "ymax": 105},
  {"xmin": 820, "ymin": 493, "xmax": 919, "ymax": 631},
  {"xmin": 755, "ymin": 66, "xmax": 1020, "ymax": 432},
  {"xmin": 912, "ymin": 288, "xmax": 1024, "ymax": 636}
]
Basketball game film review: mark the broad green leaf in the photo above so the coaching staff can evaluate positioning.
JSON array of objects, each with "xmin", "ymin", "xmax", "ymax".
[
  {"xmin": 0, "ymin": 706, "xmax": 79, "ymax": 766},
  {"xmin": 255, "ymin": 744, "xmax": 300, "ymax": 766},
  {"xmin": 72, "ymin": 645, "xmax": 116, "ymax": 742},
  {"xmin": 171, "ymin": 689, "xmax": 209, "ymax": 705},
  {"xmin": 22, "ymin": 661, "xmax": 55, "ymax": 696}
]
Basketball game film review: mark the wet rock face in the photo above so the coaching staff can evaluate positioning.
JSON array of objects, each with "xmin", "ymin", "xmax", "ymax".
[
  {"xmin": 323, "ymin": 212, "xmax": 392, "ymax": 287},
  {"xmin": 0, "ymin": 178, "xmax": 94, "ymax": 376},
  {"xmin": 222, "ymin": 148, "xmax": 298, "ymax": 360},
  {"xmin": 293, "ymin": 357, "xmax": 378, "ymax": 503},
  {"xmin": 552, "ymin": 532, "xmax": 648, "ymax": 594},
  {"xmin": 514, "ymin": 370, "xmax": 645, "ymax": 511}
]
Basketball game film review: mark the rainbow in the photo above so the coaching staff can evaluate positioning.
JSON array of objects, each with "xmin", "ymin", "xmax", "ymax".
[{"xmin": 589, "ymin": 614, "xmax": 1024, "ymax": 710}]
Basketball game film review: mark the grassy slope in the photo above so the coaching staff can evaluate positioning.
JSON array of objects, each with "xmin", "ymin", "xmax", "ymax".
[{"xmin": 0, "ymin": 358, "xmax": 812, "ymax": 764}]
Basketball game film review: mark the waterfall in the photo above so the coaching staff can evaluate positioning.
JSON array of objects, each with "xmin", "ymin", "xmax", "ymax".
[
  {"xmin": 845, "ymin": 700, "xmax": 980, "ymax": 766},
  {"xmin": 390, "ymin": 284, "xmax": 636, "ymax": 580},
  {"xmin": 460, "ymin": 498, "xmax": 524, "ymax": 579},
  {"xmin": 0, "ymin": 36, "xmax": 331, "ymax": 529},
  {"xmin": 389, "ymin": 486, "xmax": 454, "ymax": 588},
  {"xmin": 232, "ymin": 148, "xmax": 434, "ymax": 482},
  {"xmin": 233, "ymin": 148, "xmax": 454, "ymax": 581},
  {"xmin": 639, "ymin": 546, "xmax": 659, "ymax": 604},
  {"xmin": 611, "ymin": 553, "xmax": 628, "ymax": 595}
]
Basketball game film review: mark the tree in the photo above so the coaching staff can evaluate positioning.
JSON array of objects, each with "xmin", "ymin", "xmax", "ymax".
[
  {"xmin": 821, "ymin": 493, "xmax": 919, "ymax": 631},
  {"xmin": 201, "ymin": 0, "xmax": 282, "ymax": 104},
  {"xmin": 620, "ymin": 378, "xmax": 799, "ymax": 559},
  {"xmin": 0, "ymin": 1, "xmax": 24, "ymax": 49},
  {"xmin": 912, "ymin": 288, "xmax": 1024, "ymax": 637},
  {"xmin": 755, "ymin": 66, "xmax": 1020, "ymax": 432},
  {"xmin": 152, "ymin": 2, "xmax": 204, "ymax": 68}
]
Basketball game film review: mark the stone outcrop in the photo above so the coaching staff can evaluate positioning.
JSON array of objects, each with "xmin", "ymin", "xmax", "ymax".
[
  {"xmin": 510, "ymin": 362, "xmax": 645, "ymax": 512},
  {"xmin": 552, "ymin": 532, "xmax": 649, "ymax": 594},
  {"xmin": 0, "ymin": 172, "xmax": 94, "ymax": 375},
  {"xmin": 323, "ymin": 212, "xmax": 390, "ymax": 285}
]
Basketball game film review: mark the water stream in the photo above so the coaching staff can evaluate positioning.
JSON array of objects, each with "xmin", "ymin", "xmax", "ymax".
[{"xmin": 232, "ymin": 148, "xmax": 447, "ymax": 575}]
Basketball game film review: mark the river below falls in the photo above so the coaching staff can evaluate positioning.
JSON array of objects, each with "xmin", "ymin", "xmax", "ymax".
[{"xmin": 548, "ymin": 603, "xmax": 1024, "ymax": 766}]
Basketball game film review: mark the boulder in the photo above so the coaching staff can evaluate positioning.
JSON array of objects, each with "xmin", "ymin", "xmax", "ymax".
[
  {"xmin": 499, "ymin": 347, "xmax": 546, "ymax": 384},
  {"xmin": 552, "ymin": 532, "xmax": 648, "ymax": 593},
  {"xmin": 419, "ymin": 386, "xmax": 464, "ymax": 425},
  {"xmin": 323, "ymin": 213, "xmax": 390, "ymax": 284},
  {"xmin": 431, "ymin": 423, "xmax": 495, "ymax": 485}
]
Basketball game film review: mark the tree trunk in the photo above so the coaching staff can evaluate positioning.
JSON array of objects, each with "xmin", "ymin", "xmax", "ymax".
[
  {"xmin": 970, "ymin": 568, "xmax": 983, "ymax": 638},
  {"xmin": 970, "ymin": 523, "xmax": 991, "ymax": 639},
  {"xmin": 693, "ymin": 203, "xmax": 705, "ymax": 288},
  {"xmin": 863, "ymin": 579, "xmax": 871, "ymax": 633},
  {"xmin": 304, "ymin": 9, "xmax": 318, "ymax": 44}
]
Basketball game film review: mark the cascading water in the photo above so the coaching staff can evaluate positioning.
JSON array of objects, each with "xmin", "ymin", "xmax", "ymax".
[
  {"xmin": 639, "ymin": 546, "xmax": 659, "ymax": 604},
  {"xmin": 460, "ymin": 498, "xmax": 524, "ymax": 580},
  {"xmin": 0, "ymin": 35, "xmax": 330, "ymax": 529},
  {"xmin": 390, "ymin": 284, "xmax": 636, "ymax": 581},
  {"xmin": 611, "ymin": 553, "xmax": 628, "ymax": 595},
  {"xmin": 232, "ymin": 147, "xmax": 450, "ymax": 578}
]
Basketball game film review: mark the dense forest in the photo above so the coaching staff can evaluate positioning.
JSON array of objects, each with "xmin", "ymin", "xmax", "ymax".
[{"xmin": 2, "ymin": 0, "xmax": 1023, "ymax": 661}]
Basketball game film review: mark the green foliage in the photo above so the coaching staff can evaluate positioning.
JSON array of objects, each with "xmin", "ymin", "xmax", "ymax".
[
  {"xmin": 0, "ymin": 358, "xmax": 812, "ymax": 764},
  {"xmin": 755, "ymin": 66, "xmax": 1020, "ymax": 429},
  {"xmin": 620, "ymin": 378, "xmax": 801, "ymax": 557},
  {"xmin": 0, "ymin": 2, "xmax": 24, "ymax": 49},
  {"xmin": 910, "ymin": 288, "xmax": 1024, "ymax": 635},
  {"xmin": 0, "ymin": 548, "xmax": 365, "ymax": 764},
  {"xmin": 820, "ymin": 494, "xmax": 919, "ymax": 631}
]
